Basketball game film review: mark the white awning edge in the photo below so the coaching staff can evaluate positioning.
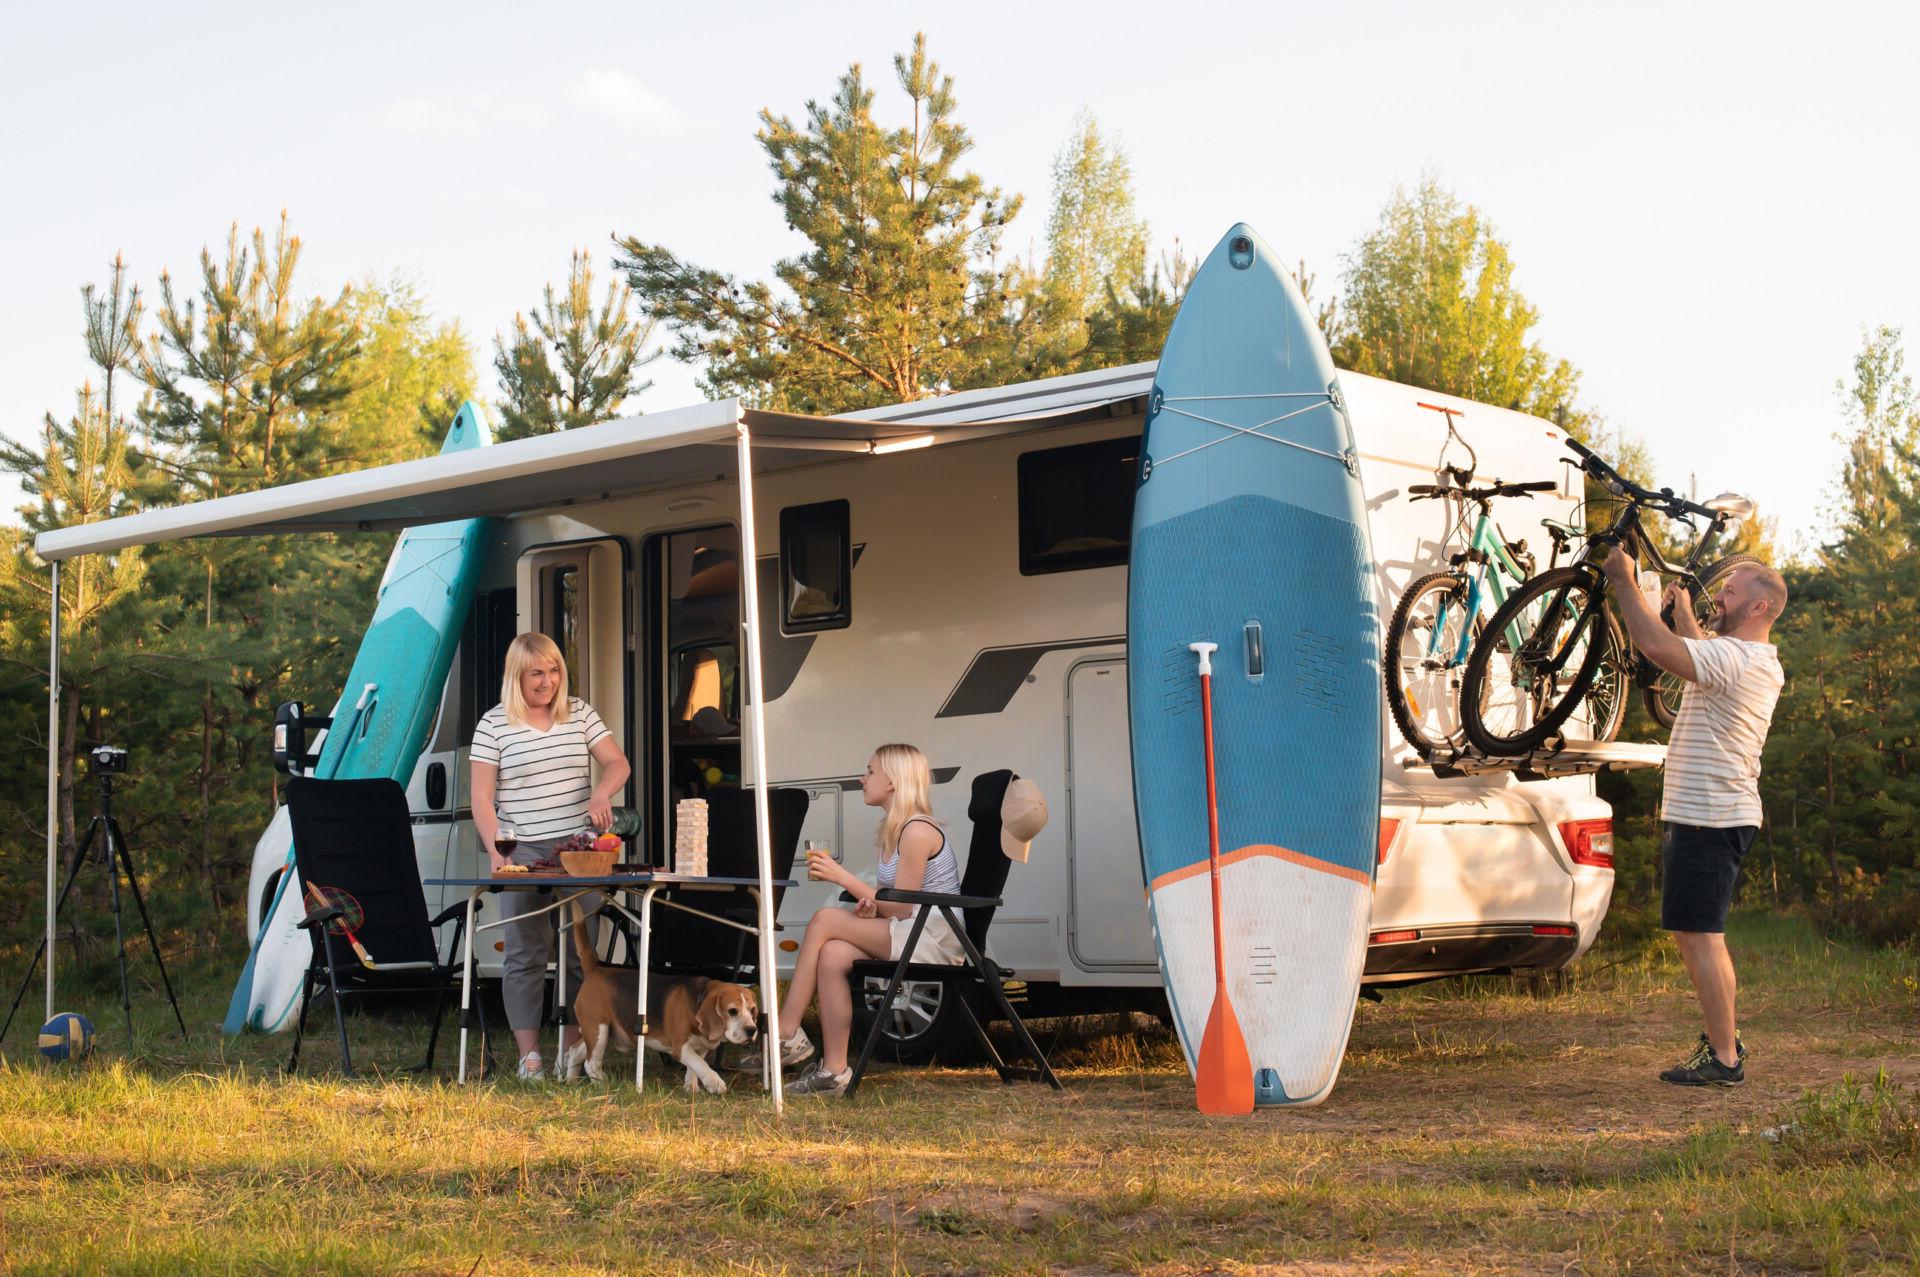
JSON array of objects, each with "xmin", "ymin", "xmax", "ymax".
[{"xmin": 34, "ymin": 398, "xmax": 744, "ymax": 561}]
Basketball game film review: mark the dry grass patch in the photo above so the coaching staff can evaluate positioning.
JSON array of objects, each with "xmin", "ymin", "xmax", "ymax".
[{"xmin": 1, "ymin": 911, "xmax": 1916, "ymax": 1274}]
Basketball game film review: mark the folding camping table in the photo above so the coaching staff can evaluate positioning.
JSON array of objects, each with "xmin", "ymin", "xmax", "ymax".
[{"xmin": 427, "ymin": 872, "xmax": 795, "ymax": 1090}]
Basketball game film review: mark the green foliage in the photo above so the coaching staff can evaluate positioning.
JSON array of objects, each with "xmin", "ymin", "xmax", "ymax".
[
  {"xmin": 492, "ymin": 250, "xmax": 656, "ymax": 441},
  {"xmin": 343, "ymin": 276, "xmax": 477, "ymax": 465},
  {"xmin": 1332, "ymin": 174, "xmax": 1582, "ymax": 422},
  {"xmin": 0, "ymin": 223, "xmax": 476, "ymax": 950},
  {"xmin": 1758, "ymin": 327, "xmax": 1920, "ymax": 915},
  {"xmin": 615, "ymin": 33, "xmax": 1022, "ymax": 413},
  {"xmin": 1774, "ymin": 1069, "xmax": 1920, "ymax": 1169},
  {"xmin": 1043, "ymin": 110, "xmax": 1148, "ymax": 324}
]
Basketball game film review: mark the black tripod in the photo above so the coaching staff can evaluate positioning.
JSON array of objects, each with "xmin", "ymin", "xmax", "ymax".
[{"xmin": 1, "ymin": 761, "xmax": 188, "ymax": 1047}]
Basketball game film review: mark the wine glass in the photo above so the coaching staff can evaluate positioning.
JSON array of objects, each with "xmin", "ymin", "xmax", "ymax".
[{"xmin": 494, "ymin": 823, "xmax": 518, "ymax": 860}]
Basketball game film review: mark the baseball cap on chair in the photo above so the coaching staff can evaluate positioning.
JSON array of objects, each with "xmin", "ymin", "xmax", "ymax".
[{"xmin": 1000, "ymin": 777, "xmax": 1048, "ymax": 862}]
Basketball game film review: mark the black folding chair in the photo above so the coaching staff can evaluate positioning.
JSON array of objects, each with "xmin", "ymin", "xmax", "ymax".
[
  {"xmin": 637, "ymin": 786, "xmax": 807, "ymax": 981},
  {"xmin": 845, "ymin": 769, "xmax": 1062, "ymax": 1098},
  {"xmin": 283, "ymin": 776, "xmax": 478, "ymax": 1077}
]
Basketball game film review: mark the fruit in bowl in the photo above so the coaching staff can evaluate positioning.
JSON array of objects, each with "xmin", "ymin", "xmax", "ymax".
[{"xmin": 593, "ymin": 832, "xmax": 622, "ymax": 853}]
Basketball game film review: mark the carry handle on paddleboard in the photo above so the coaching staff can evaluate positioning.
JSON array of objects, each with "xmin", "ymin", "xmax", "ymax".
[{"xmin": 1189, "ymin": 641, "xmax": 1254, "ymax": 1115}]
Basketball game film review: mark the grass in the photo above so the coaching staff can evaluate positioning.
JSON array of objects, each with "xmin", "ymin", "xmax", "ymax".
[{"xmin": 1, "ymin": 911, "xmax": 1916, "ymax": 1275}]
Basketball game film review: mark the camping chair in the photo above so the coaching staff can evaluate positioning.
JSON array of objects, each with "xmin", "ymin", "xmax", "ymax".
[
  {"xmin": 283, "ymin": 776, "xmax": 478, "ymax": 1077},
  {"xmin": 844, "ymin": 769, "xmax": 1062, "ymax": 1098}
]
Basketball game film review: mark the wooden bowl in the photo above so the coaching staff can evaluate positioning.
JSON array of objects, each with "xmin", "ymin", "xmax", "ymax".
[{"xmin": 559, "ymin": 849, "xmax": 618, "ymax": 877}]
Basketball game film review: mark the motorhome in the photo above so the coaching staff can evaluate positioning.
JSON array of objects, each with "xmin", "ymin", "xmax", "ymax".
[{"xmin": 216, "ymin": 360, "xmax": 1654, "ymax": 1054}]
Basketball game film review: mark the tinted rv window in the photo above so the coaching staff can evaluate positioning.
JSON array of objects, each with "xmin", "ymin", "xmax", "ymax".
[
  {"xmin": 1017, "ymin": 435, "xmax": 1140, "ymax": 574},
  {"xmin": 779, "ymin": 499, "xmax": 851, "ymax": 633}
]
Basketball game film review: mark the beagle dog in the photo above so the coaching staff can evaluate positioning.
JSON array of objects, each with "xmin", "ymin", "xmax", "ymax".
[{"xmin": 561, "ymin": 899, "xmax": 759, "ymax": 1092}]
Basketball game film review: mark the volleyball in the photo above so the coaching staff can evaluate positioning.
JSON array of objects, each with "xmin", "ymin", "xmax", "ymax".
[{"xmin": 37, "ymin": 1012, "xmax": 95, "ymax": 1063}]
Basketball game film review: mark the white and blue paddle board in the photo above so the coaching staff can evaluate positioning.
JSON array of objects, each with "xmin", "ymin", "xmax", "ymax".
[
  {"xmin": 1128, "ymin": 224, "xmax": 1382, "ymax": 1107},
  {"xmin": 225, "ymin": 401, "xmax": 496, "ymax": 1033}
]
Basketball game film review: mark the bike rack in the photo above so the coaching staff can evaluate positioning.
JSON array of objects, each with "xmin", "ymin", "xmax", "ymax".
[{"xmin": 1411, "ymin": 738, "xmax": 1667, "ymax": 782}]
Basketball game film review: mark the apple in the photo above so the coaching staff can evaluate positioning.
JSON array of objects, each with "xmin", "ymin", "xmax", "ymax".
[{"xmin": 593, "ymin": 832, "xmax": 622, "ymax": 853}]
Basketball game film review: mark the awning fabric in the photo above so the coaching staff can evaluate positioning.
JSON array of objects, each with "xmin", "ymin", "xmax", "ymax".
[{"xmin": 34, "ymin": 361, "xmax": 1153, "ymax": 560}]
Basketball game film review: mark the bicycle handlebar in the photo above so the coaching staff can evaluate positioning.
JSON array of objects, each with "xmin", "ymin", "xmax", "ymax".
[
  {"xmin": 1408, "ymin": 478, "xmax": 1559, "ymax": 502},
  {"xmin": 1562, "ymin": 438, "xmax": 1719, "ymax": 521}
]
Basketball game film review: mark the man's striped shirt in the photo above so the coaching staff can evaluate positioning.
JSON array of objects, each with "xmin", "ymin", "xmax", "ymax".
[
  {"xmin": 1662, "ymin": 637, "xmax": 1783, "ymax": 829},
  {"xmin": 471, "ymin": 698, "xmax": 611, "ymax": 840}
]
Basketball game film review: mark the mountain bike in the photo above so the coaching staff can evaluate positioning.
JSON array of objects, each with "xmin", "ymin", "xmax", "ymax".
[
  {"xmin": 1458, "ymin": 437, "xmax": 1759, "ymax": 755},
  {"xmin": 1385, "ymin": 468, "xmax": 1627, "ymax": 755}
]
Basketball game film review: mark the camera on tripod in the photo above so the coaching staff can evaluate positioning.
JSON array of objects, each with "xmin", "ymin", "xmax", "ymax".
[{"xmin": 89, "ymin": 745, "xmax": 129, "ymax": 775}]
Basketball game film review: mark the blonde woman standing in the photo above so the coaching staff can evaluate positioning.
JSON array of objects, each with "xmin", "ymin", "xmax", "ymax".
[
  {"xmin": 776, "ymin": 743, "xmax": 964, "ymax": 1097},
  {"xmin": 470, "ymin": 632, "xmax": 631, "ymax": 1080}
]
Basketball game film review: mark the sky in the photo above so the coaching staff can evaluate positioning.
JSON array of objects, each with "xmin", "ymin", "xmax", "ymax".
[{"xmin": 3, "ymin": 1, "xmax": 1914, "ymax": 560}]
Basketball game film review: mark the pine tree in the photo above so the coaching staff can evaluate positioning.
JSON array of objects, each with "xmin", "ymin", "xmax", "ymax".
[
  {"xmin": 1760, "ymin": 327, "xmax": 1920, "ymax": 920},
  {"xmin": 615, "ymin": 33, "xmax": 1021, "ymax": 414},
  {"xmin": 0, "ymin": 258, "xmax": 154, "ymax": 875},
  {"xmin": 493, "ymin": 250, "xmax": 656, "ymax": 441}
]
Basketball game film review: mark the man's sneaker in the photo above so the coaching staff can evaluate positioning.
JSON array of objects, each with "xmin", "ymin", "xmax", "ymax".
[
  {"xmin": 783, "ymin": 1062, "xmax": 851, "ymax": 1098},
  {"xmin": 1661, "ymin": 1041, "xmax": 1745, "ymax": 1087},
  {"xmin": 1682, "ymin": 1032, "xmax": 1749, "ymax": 1065},
  {"xmin": 779, "ymin": 1027, "xmax": 816, "ymax": 1068},
  {"xmin": 516, "ymin": 1051, "xmax": 546, "ymax": 1081}
]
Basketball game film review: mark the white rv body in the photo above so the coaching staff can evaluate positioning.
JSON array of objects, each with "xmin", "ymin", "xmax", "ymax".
[{"xmin": 243, "ymin": 362, "xmax": 1637, "ymax": 1023}]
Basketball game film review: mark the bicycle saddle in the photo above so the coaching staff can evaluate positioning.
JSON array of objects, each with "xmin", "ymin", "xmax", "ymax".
[{"xmin": 1703, "ymin": 492, "xmax": 1755, "ymax": 519}]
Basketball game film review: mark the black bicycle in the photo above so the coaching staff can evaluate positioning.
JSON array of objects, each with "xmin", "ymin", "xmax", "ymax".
[{"xmin": 1458, "ymin": 437, "xmax": 1760, "ymax": 755}]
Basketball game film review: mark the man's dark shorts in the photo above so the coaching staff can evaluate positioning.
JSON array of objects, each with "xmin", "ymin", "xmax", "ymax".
[{"xmin": 1661, "ymin": 822, "xmax": 1758, "ymax": 933}]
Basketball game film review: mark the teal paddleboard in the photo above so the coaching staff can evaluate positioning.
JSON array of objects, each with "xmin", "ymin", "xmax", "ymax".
[
  {"xmin": 224, "ymin": 402, "xmax": 496, "ymax": 1033},
  {"xmin": 1128, "ymin": 224, "xmax": 1382, "ymax": 1107}
]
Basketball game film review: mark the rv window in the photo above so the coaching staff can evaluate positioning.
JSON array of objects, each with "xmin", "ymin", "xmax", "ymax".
[
  {"xmin": 1017, "ymin": 435, "xmax": 1140, "ymax": 574},
  {"xmin": 779, "ymin": 499, "xmax": 851, "ymax": 633},
  {"xmin": 460, "ymin": 588, "xmax": 518, "ymax": 741}
]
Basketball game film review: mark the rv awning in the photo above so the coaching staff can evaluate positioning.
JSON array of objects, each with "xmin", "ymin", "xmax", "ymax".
[{"xmin": 33, "ymin": 360, "xmax": 1154, "ymax": 561}]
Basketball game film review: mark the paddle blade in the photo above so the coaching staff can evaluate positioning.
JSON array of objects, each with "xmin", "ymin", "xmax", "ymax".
[{"xmin": 1195, "ymin": 991, "xmax": 1256, "ymax": 1115}]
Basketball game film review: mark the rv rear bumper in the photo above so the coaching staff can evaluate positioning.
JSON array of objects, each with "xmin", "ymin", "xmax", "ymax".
[{"xmin": 1363, "ymin": 922, "xmax": 1579, "ymax": 982}]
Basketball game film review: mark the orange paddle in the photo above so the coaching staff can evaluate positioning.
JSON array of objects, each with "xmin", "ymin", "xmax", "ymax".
[{"xmin": 1190, "ymin": 641, "xmax": 1255, "ymax": 1115}]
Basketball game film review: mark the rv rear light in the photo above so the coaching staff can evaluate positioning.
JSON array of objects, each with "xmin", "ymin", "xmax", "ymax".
[
  {"xmin": 870, "ymin": 433, "xmax": 935, "ymax": 455},
  {"xmin": 1369, "ymin": 929, "xmax": 1418, "ymax": 945},
  {"xmin": 1558, "ymin": 818, "xmax": 1614, "ymax": 869},
  {"xmin": 1377, "ymin": 818, "xmax": 1402, "ymax": 866},
  {"xmin": 1532, "ymin": 925, "xmax": 1576, "ymax": 937}
]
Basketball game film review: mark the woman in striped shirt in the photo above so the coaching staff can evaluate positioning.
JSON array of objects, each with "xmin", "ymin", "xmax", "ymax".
[{"xmin": 471, "ymin": 632, "xmax": 631, "ymax": 1080}]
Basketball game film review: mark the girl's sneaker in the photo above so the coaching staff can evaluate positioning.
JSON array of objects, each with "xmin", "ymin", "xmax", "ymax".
[
  {"xmin": 783, "ymin": 1062, "xmax": 852, "ymax": 1098},
  {"xmin": 516, "ymin": 1051, "xmax": 546, "ymax": 1081},
  {"xmin": 779, "ymin": 1027, "xmax": 816, "ymax": 1067}
]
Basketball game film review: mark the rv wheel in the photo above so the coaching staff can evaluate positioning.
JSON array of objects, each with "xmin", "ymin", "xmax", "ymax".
[{"xmin": 855, "ymin": 976, "xmax": 965, "ymax": 1064}]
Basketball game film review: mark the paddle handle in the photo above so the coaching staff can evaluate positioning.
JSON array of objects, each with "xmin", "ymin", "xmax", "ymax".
[{"xmin": 1190, "ymin": 642, "xmax": 1226, "ymax": 988}]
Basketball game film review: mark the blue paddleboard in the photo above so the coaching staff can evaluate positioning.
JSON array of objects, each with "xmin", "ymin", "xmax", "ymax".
[
  {"xmin": 1128, "ymin": 224, "xmax": 1382, "ymax": 1107},
  {"xmin": 224, "ymin": 401, "xmax": 496, "ymax": 1033}
]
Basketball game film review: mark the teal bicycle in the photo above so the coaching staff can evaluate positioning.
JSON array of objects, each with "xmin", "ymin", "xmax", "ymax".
[{"xmin": 1385, "ymin": 468, "xmax": 1628, "ymax": 757}]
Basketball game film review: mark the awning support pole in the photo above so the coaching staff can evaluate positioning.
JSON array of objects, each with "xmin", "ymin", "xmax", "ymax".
[
  {"xmin": 45, "ymin": 558, "xmax": 61, "ymax": 1023},
  {"xmin": 735, "ymin": 419, "xmax": 784, "ymax": 1114}
]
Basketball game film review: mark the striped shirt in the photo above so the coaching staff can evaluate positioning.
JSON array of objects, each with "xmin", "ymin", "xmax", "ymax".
[
  {"xmin": 1662, "ymin": 637, "xmax": 1783, "ymax": 828},
  {"xmin": 471, "ymin": 698, "xmax": 611, "ymax": 839}
]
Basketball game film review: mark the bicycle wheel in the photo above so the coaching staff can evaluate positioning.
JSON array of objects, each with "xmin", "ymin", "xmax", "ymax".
[
  {"xmin": 1385, "ymin": 571, "xmax": 1480, "ymax": 756},
  {"xmin": 1644, "ymin": 554, "xmax": 1767, "ymax": 728},
  {"xmin": 1461, "ymin": 566, "xmax": 1614, "ymax": 755}
]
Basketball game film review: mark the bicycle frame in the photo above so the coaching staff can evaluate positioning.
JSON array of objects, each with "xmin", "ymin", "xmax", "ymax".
[
  {"xmin": 1521, "ymin": 497, "xmax": 1735, "ymax": 688},
  {"xmin": 1424, "ymin": 505, "xmax": 1536, "ymax": 667}
]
